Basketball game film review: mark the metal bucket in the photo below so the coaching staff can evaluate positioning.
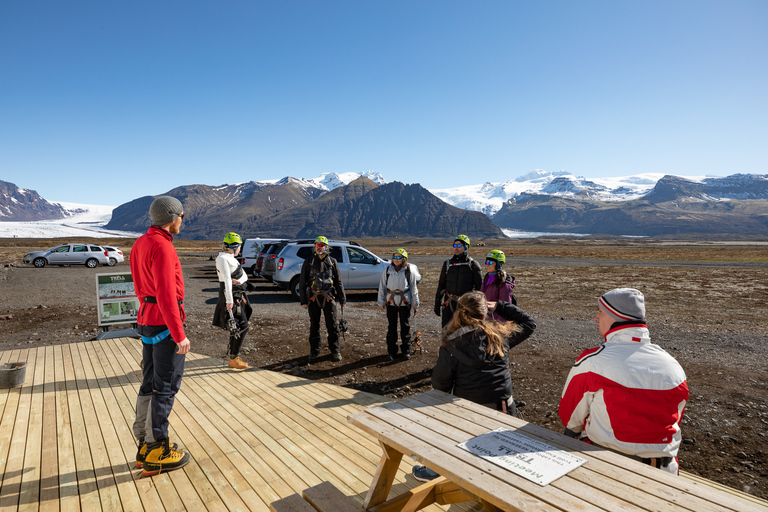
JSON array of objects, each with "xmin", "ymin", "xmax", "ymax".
[{"xmin": 0, "ymin": 363, "xmax": 27, "ymax": 388}]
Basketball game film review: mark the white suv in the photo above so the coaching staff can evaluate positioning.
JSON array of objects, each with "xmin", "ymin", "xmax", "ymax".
[{"xmin": 273, "ymin": 240, "xmax": 420, "ymax": 300}]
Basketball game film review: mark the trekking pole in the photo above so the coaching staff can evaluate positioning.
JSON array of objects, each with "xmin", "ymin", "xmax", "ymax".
[
  {"xmin": 339, "ymin": 303, "xmax": 349, "ymax": 342},
  {"xmin": 411, "ymin": 309, "xmax": 422, "ymax": 355}
]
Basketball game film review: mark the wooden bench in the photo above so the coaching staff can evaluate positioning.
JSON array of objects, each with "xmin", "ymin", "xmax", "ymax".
[{"xmin": 270, "ymin": 481, "xmax": 362, "ymax": 512}]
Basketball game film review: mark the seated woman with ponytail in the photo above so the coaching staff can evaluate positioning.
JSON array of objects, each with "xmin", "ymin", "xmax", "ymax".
[{"xmin": 413, "ymin": 291, "xmax": 536, "ymax": 482}]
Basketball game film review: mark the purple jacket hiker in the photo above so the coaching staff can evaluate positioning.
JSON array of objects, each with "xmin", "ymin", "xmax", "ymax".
[{"xmin": 480, "ymin": 272, "xmax": 516, "ymax": 322}]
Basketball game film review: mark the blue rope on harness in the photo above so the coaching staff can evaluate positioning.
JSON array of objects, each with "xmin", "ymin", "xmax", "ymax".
[{"xmin": 141, "ymin": 329, "xmax": 170, "ymax": 345}]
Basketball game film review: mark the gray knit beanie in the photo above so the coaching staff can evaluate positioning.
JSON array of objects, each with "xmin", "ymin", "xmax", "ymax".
[
  {"xmin": 149, "ymin": 196, "xmax": 183, "ymax": 226},
  {"xmin": 598, "ymin": 288, "xmax": 646, "ymax": 322}
]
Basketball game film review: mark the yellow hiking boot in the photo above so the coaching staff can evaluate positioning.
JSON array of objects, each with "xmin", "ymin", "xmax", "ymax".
[
  {"xmin": 142, "ymin": 438, "xmax": 190, "ymax": 476},
  {"xmin": 135, "ymin": 439, "xmax": 178, "ymax": 469},
  {"xmin": 228, "ymin": 356, "xmax": 250, "ymax": 370}
]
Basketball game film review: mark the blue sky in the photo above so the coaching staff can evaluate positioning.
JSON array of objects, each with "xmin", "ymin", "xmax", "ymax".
[{"xmin": 1, "ymin": 1, "xmax": 766, "ymax": 205}]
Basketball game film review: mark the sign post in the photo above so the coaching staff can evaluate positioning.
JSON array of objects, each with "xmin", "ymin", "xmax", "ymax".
[{"xmin": 95, "ymin": 272, "xmax": 139, "ymax": 327}]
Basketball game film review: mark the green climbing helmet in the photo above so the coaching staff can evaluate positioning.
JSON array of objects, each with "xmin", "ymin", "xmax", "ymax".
[
  {"xmin": 223, "ymin": 232, "xmax": 242, "ymax": 248},
  {"xmin": 486, "ymin": 249, "xmax": 506, "ymax": 267},
  {"xmin": 393, "ymin": 248, "xmax": 408, "ymax": 260},
  {"xmin": 454, "ymin": 234, "xmax": 470, "ymax": 249},
  {"xmin": 315, "ymin": 236, "xmax": 329, "ymax": 246}
]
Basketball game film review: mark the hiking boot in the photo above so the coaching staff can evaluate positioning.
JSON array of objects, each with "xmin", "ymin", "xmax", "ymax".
[
  {"xmin": 387, "ymin": 354, "xmax": 395, "ymax": 361},
  {"xmin": 229, "ymin": 356, "xmax": 250, "ymax": 371},
  {"xmin": 308, "ymin": 354, "xmax": 318, "ymax": 364},
  {"xmin": 332, "ymin": 352, "xmax": 342, "ymax": 362},
  {"xmin": 143, "ymin": 438, "xmax": 190, "ymax": 476},
  {"xmin": 402, "ymin": 352, "xmax": 411, "ymax": 360},
  {"xmin": 136, "ymin": 439, "xmax": 178, "ymax": 469},
  {"xmin": 412, "ymin": 465, "xmax": 440, "ymax": 482}
]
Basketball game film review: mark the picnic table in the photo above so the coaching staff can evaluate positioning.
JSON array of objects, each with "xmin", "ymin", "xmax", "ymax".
[{"xmin": 348, "ymin": 389, "xmax": 767, "ymax": 512}]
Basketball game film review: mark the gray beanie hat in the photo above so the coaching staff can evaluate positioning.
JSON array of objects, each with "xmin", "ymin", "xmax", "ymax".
[
  {"xmin": 598, "ymin": 288, "xmax": 645, "ymax": 322},
  {"xmin": 149, "ymin": 196, "xmax": 183, "ymax": 226}
]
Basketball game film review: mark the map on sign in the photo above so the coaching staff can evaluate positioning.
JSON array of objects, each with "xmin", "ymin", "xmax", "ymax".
[
  {"xmin": 95, "ymin": 272, "xmax": 140, "ymax": 326},
  {"xmin": 457, "ymin": 428, "xmax": 587, "ymax": 486}
]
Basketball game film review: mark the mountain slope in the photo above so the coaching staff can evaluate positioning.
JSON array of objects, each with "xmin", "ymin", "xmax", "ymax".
[
  {"xmin": 258, "ymin": 179, "xmax": 503, "ymax": 238},
  {"xmin": 0, "ymin": 180, "xmax": 69, "ymax": 221}
]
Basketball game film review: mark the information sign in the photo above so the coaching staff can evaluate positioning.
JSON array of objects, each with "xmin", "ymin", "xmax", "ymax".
[
  {"xmin": 95, "ymin": 272, "xmax": 139, "ymax": 326},
  {"xmin": 457, "ymin": 428, "xmax": 587, "ymax": 486}
]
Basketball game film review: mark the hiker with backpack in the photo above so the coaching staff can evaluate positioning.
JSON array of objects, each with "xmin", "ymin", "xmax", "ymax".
[
  {"xmin": 212, "ymin": 232, "xmax": 253, "ymax": 370},
  {"xmin": 299, "ymin": 236, "xmax": 346, "ymax": 363},
  {"xmin": 413, "ymin": 290, "xmax": 536, "ymax": 482},
  {"xmin": 481, "ymin": 249, "xmax": 517, "ymax": 322},
  {"xmin": 434, "ymin": 234, "xmax": 483, "ymax": 327},
  {"xmin": 377, "ymin": 248, "xmax": 421, "ymax": 361}
]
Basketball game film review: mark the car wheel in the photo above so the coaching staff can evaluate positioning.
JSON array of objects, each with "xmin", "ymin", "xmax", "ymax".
[
  {"xmin": 108, "ymin": 257, "xmax": 117, "ymax": 266},
  {"xmin": 86, "ymin": 258, "xmax": 98, "ymax": 268},
  {"xmin": 33, "ymin": 258, "xmax": 46, "ymax": 268},
  {"xmin": 290, "ymin": 276, "xmax": 301, "ymax": 301}
]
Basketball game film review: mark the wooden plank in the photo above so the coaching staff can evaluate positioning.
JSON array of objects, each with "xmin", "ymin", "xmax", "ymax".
[
  {"xmin": 0, "ymin": 348, "xmax": 34, "ymax": 511},
  {"xmin": 269, "ymin": 493, "xmax": 315, "ymax": 512},
  {"xmin": 0, "ymin": 349, "xmax": 24, "ymax": 487},
  {"xmin": 53, "ymin": 344, "xmax": 79, "ymax": 512},
  {"xmin": 17, "ymin": 346, "xmax": 46, "ymax": 512},
  {"xmin": 38, "ymin": 345, "xmax": 60, "ymax": 512},
  {"xmin": 302, "ymin": 480, "xmax": 363, "ymax": 512}
]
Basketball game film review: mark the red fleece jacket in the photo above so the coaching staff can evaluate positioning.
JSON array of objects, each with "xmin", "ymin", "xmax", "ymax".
[{"xmin": 130, "ymin": 225, "xmax": 186, "ymax": 343}]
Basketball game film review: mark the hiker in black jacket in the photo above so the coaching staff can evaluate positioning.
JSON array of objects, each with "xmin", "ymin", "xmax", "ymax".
[
  {"xmin": 434, "ymin": 234, "xmax": 483, "ymax": 327},
  {"xmin": 299, "ymin": 236, "xmax": 346, "ymax": 363}
]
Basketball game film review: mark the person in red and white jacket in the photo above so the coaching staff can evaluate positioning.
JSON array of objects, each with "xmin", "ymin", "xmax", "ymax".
[{"xmin": 559, "ymin": 288, "xmax": 689, "ymax": 474}]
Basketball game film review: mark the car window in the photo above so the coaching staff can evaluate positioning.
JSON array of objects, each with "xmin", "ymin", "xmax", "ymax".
[
  {"xmin": 329, "ymin": 246, "xmax": 343, "ymax": 261},
  {"xmin": 347, "ymin": 247, "xmax": 377, "ymax": 264},
  {"xmin": 53, "ymin": 246, "xmax": 70, "ymax": 253},
  {"xmin": 90, "ymin": 246, "xmax": 103, "ymax": 252},
  {"xmin": 73, "ymin": 246, "xmax": 88, "ymax": 253},
  {"xmin": 296, "ymin": 247, "xmax": 313, "ymax": 259}
]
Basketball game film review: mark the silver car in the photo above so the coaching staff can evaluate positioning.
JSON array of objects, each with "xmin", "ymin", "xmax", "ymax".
[
  {"xmin": 23, "ymin": 243, "xmax": 110, "ymax": 268},
  {"xmin": 273, "ymin": 240, "xmax": 420, "ymax": 300}
]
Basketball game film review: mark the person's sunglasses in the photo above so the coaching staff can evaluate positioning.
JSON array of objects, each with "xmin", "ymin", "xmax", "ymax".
[
  {"xmin": 315, "ymin": 243, "xmax": 326, "ymax": 248},
  {"xmin": 393, "ymin": 255, "xmax": 404, "ymax": 260},
  {"xmin": 179, "ymin": 213, "xmax": 185, "ymax": 220},
  {"xmin": 485, "ymin": 260, "xmax": 497, "ymax": 265},
  {"xmin": 452, "ymin": 243, "xmax": 464, "ymax": 248}
]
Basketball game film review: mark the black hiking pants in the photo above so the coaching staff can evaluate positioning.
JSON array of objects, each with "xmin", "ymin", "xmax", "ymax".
[
  {"xmin": 386, "ymin": 305, "xmax": 411, "ymax": 356},
  {"xmin": 139, "ymin": 334, "xmax": 185, "ymax": 441},
  {"xmin": 308, "ymin": 298, "xmax": 340, "ymax": 356}
]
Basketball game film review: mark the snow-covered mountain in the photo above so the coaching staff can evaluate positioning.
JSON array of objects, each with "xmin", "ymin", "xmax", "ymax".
[
  {"xmin": 431, "ymin": 170, "xmax": 688, "ymax": 216},
  {"xmin": 259, "ymin": 171, "xmax": 386, "ymax": 192}
]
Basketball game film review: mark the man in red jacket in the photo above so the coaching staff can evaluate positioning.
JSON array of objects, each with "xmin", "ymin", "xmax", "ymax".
[{"xmin": 130, "ymin": 196, "xmax": 191, "ymax": 476}]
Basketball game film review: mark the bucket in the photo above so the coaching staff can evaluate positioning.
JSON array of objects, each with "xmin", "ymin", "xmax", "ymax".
[{"xmin": 0, "ymin": 363, "xmax": 27, "ymax": 388}]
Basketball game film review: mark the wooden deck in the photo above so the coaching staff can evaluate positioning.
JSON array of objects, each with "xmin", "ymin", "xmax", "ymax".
[
  {"xmin": 1, "ymin": 338, "xmax": 766, "ymax": 512},
  {"xmin": 0, "ymin": 338, "xmax": 479, "ymax": 512}
]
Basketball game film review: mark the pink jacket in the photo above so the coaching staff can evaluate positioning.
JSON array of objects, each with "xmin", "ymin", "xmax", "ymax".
[{"xmin": 480, "ymin": 272, "xmax": 515, "ymax": 322}]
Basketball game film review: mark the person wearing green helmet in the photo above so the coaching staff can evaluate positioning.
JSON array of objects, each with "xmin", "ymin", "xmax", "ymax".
[
  {"xmin": 481, "ymin": 249, "xmax": 517, "ymax": 322},
  {"xmin": 212, "ymin": 232, "xmax": 253, "ymax": 370},
  {"xmin": 299, "ymin": 236, "xmax": 346, "ymax": 363},
  {"xmin": 377, "ymin": 248, "xmax": 421, "ymax": 360},
  {"xmin": 434, "ymin": 234, "xmax": 483, "ymax": 327}
]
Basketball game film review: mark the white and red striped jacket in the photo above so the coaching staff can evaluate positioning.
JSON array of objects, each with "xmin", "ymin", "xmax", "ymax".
[{"xmin": 559, "ymin": 324, "xmax": 688, "ymax": 473}]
